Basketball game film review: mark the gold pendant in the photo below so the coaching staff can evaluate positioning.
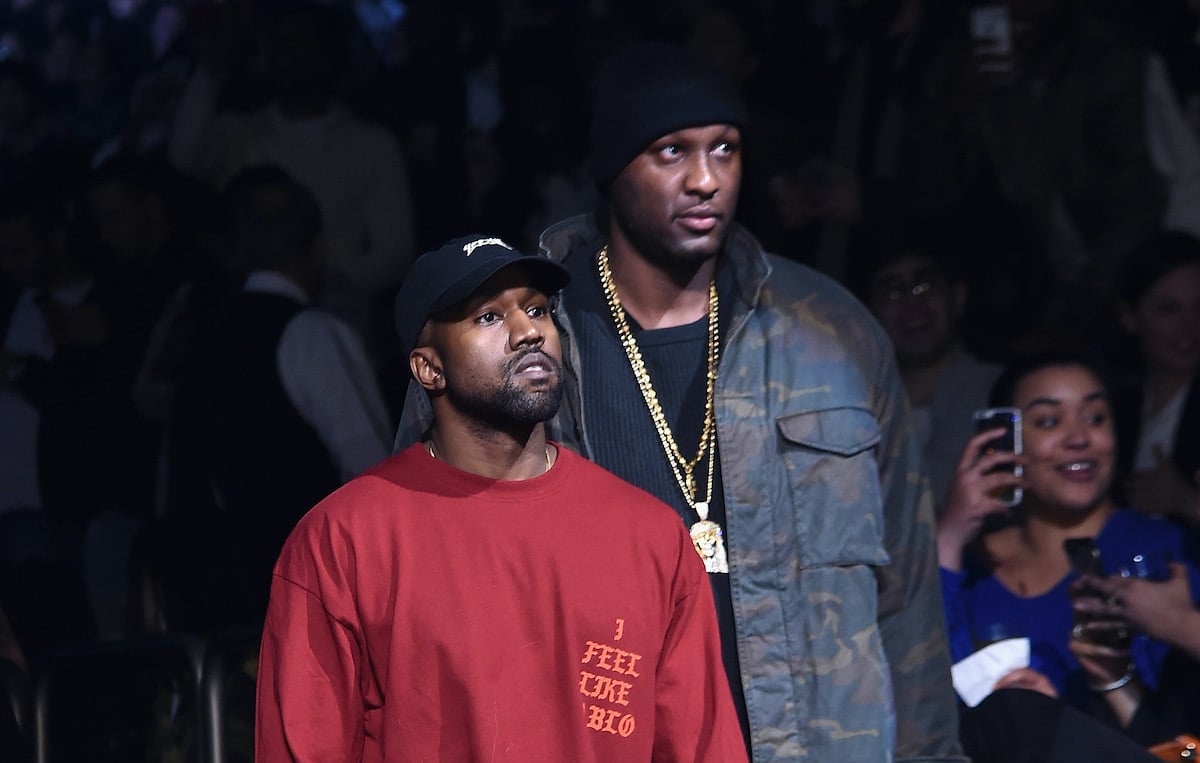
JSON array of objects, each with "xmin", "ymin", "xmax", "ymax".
[{"xmin": 689, "ymin": 519, "xmax": 729, "ymax": 574}]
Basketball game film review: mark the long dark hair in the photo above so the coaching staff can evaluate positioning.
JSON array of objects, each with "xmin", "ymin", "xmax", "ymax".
[
  {"xmin": 988, "ymin": 352, "xmax": 1113, "ymax": 410},
  {"xmin": 1118, "ymin": 230, "xmax": 1200, "ymax": 308}
]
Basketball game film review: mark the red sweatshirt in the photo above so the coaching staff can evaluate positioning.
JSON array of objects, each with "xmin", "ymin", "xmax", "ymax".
[{"xmin": 255, "ymin": 443, "xmax": 747, "ymax": 762}]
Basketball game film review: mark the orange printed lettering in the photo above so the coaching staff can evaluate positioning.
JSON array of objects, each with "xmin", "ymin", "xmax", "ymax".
[
  {"xmin": 586, "ymin": 704, "xmax": 608, "ymax": 731},
  {"xmin": 611, "ymin": 649, "xmax": 629, "ymax": 673},
  {"xmin": 614, "ymin": 619, "xmax": 624, "ymax": 641},
  {"xmin": 601, "ymin": 708, "xmax": 623, "ymax": 735},
  {"xmin": 580, "ymin": 641, "xmax": 643, "ymax": 676},
  {"xmin": 595, "ymin": 644, "xmax": 616, "ymax": 671},
  {"xmin": 623, "ymin": 650, "xmax": 642, "ymax": 678},
  {"xmin": 581, "ymin": 641, "xmax": 602, "ymax": 664},
  {"xmin": 578, "ymin": 670, "xmax": 597, "ymax": 695},
  {"xmin": 610, "ymin": 680, "xmax": 632, "ymax": 706},
  {"xmin": 579, "ymin": 671, "xmax": 634, "ymax": 706},
  {"xmin": 585, "ymin": 705, "xmax": 637, "ymax": 737},
  {"xmin": 618, "ymin": 714, "xmax": 636, "ymax": 737}
]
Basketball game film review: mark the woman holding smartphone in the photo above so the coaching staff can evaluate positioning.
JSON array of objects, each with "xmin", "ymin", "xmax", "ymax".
[{"xmin": 937, "ymin": 353, "xmax": 1200, "ymax": 712}]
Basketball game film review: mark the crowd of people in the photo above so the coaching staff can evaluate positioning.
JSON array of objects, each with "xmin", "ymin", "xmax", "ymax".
[{"xmin": 4, "ymin": 0, "xmax": 1200, "ymax": 761}]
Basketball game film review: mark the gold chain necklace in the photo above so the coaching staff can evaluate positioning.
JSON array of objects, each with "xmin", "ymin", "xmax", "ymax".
[{"xmin": 597, "ymin": 245, "xmax": 728, "ymax": 573}]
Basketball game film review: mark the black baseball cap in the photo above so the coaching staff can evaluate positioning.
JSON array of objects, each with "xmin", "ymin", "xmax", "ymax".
[{"xmin": 394, "ymin": 235, "xmax": 570, "ymax": 358}]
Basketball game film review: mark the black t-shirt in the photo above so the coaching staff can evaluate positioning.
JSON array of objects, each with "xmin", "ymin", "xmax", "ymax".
[{"xmin": 563, "ymin": 249, "xmax": 751, "ymax": 748}]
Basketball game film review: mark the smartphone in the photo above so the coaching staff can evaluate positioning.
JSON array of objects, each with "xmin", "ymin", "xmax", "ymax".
[
  {"xmin": 1064, "ymin": 537, "xmax": 1105, "ymax": 579},
  {"xmin": 1064, "ymin": 537, "xmax": 1130, "ymax": 649},
  {"xmin": 973, "ymin": 407, "xmax": 1023, "ymax": 507}
]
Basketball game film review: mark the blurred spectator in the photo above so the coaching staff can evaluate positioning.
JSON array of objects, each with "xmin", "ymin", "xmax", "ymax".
[
  {"xmin": 42, "ymin": 15, "xmax": 127, "ymax": 151},
  {"xmin": 0, "ymin": 178, "xmax": 160, "ymax": 526},
  {"xmin": 0, "ymin": 181, "xmax": 103, "ymax": 660},
  {"xmin": 0, "ymin": 59, "xmax": 88, "ymax": 183},
  {"xmin": 1114, "ymin": 0, "xmax": 1200, "ymax": 141},
  {"xmin": 855, "ymin": 227, "xmax": 1002, "ymax": 516},
  {"xmin": 168, "ymin": 164, "xmax": 392, "ymax": 611},
  {"xmin": 168, "ymin": 0, "xmax": 416, "ymax": 344},
  {"xmin": 900, "ymin": 0, "xmax": 1167, "ymax": 348},
  {"xmin": 1111, "ymin": 231, "xmax": 1200, "ymax": 527},
  {"xmin": 750, "ymin": 0, "xmax": 948, "ymax": 279},
  {"xmin": 82, "ymin": 152, "xmax": 230, "ymax": 425}
]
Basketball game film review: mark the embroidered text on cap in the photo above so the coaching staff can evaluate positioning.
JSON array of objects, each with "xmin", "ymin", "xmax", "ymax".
[{"xmin": 463, "ymin": 237, "xmax": 513, "ymax": 256}]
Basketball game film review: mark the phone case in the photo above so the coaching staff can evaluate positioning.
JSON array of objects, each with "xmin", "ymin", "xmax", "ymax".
[{"xmin": 973, "ymin": 407, "xmax": 1023, "ymax": 507}]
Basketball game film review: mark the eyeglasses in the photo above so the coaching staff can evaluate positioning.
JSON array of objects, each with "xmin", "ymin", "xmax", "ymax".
[{"xmin": 869, "ymin": 275, "xmax": 947, "ymax": 304}]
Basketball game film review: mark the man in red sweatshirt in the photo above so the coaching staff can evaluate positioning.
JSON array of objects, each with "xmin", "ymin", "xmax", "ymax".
[{"xmin": 255, "ymin": 235, "xmax": 747, "ymax": 762}]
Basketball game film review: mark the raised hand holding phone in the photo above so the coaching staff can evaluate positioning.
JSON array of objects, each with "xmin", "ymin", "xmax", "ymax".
[{"xmin": 936, "ymin": 414, "xmax": 1028, "ymax": 571}]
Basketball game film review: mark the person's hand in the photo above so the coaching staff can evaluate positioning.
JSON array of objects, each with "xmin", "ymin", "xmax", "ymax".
[
  {"xmin": 937, "ymin": 427, "xmax": 1027, "ymax": 571},
  {"xmin": 1125, "ymin": 445, "xmax": 1196, "ymax": 521},
  {"xmin": 992, "ymin": 667, "xmax": 1058, "ymax": 698},
  {"xmin": 1067, "ymin": 611, "xmax": 1146, "ymax": 726},
  {"xmin": 1066, "ymin": 610, "xmax": 1133, "ymax": 688},
  {"xmin": 1075, "ymin": 563, "xmax": 1198, "ymax": 652}
]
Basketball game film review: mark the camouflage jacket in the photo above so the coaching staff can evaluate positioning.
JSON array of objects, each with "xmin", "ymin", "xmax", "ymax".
[{"xmin": 393, "ymin": 215, "xmax": 967, "ymax": 762}]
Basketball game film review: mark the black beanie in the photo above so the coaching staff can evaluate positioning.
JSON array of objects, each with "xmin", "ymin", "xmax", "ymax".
[{"xmin": 589, "ymin": 42, "xmax": 748, "ymax": 187}]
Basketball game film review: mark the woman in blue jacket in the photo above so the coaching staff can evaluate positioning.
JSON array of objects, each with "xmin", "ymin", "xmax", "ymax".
[{"xmin": 937, "ymin": 353, "xmax": 1200, "ymax": 712}]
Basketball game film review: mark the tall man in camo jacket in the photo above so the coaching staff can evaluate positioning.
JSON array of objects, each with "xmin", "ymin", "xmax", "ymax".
[{"xmin": 396, "ymin": 42, "xmax": 966, "ymax": 762}]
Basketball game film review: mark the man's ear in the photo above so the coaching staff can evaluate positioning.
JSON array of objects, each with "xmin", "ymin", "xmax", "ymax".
[{"xmin": 410, "ymin": 348, "xmax": 445, "ymax": 392}]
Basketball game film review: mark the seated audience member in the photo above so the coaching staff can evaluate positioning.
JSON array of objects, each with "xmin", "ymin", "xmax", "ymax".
[
  {"xmin": 1111, "ymin": 230, "xmax": 1200, "ymax": 527},
  {"xmin": 168, "ymin": 164, "xmax": 392, "ymax": 610},
  {"xmin": 857, "ymin": 231, "xmax": 1002, "ymax": 515},
  {"xmin": 256, "ymin": 236, "xmax": 748, "ymax": 761},
  {"xmin": 938, "ymin": 353, "xmax": 1200, "ymax": 715}
]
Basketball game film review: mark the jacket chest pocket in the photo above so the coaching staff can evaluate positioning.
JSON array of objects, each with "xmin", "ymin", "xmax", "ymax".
[{"xmin": 776, "ymin": 407, "xmax": 890, "ymax": 568}]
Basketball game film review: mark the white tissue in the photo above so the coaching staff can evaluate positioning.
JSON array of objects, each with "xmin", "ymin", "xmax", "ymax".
[{"xmin": 951, "ymin": 637, "xmax": 1032, "ymax": 707}]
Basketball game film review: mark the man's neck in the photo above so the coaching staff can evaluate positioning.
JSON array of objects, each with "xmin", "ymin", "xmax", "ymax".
[
  {"xmin": 605, "ymin": 240, "xmax": 716, "ymax": 330},
  {"xmin": 427, "ymin": 421, "xmax": 553, "ymax": 480}
]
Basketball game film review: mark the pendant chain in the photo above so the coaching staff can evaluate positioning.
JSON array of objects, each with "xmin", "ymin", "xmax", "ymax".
[
  {"xmin": 426, "ymin": 441, "xmax": 553, "ymax": 473},
  {"xmin": 597, "ymin": 245, "xmax": 719, "ymax": 517}
]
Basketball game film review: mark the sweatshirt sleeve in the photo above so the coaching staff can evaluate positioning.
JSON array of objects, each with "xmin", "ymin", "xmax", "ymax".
[
  {"xmin": 256, "ymin": 571, "xmax": 366, "ymax": 761},
  {"xmin": 651, "ymin": 531, "xmax": 750, "ymax": 763}
]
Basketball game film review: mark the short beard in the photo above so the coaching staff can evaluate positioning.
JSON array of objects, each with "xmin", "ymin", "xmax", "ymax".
[{"xmin": 445, "ymin": 351, "xmax": 565, "ymax": 430}]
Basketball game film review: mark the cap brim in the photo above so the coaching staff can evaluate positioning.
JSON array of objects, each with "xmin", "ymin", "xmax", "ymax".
[{"xmin": 429, "ymin": 256, "xmax": 570, "ymax": 315}]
